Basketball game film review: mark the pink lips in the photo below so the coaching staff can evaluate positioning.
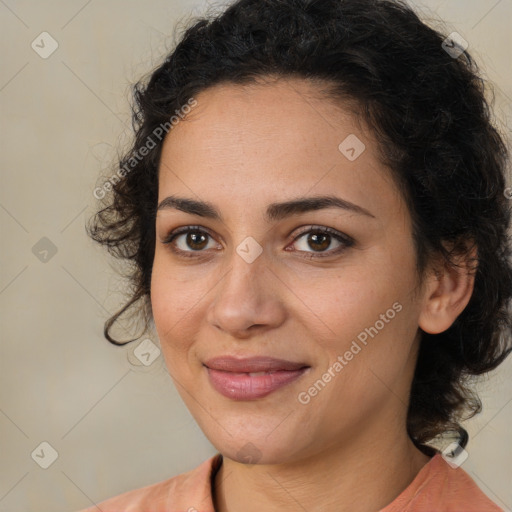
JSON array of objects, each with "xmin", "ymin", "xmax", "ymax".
[{"xmin": 204, "ymin": 356, "xmax": 310, "ymax": 400}]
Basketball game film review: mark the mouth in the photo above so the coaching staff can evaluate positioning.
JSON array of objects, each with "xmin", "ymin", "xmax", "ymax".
[{"xmin": 203, "ymin": 356, "xmax": 310, "ymax": 400}]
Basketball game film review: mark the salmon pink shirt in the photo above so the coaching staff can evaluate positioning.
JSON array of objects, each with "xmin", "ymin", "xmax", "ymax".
[{"xmin": 76, "ymin": 452, "xmax": 503, "ymax": 511}]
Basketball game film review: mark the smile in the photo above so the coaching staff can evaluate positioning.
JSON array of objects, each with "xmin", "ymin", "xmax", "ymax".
[{"xmin": 203, "ymin": 356, "xmax": 310, "ymax": 400}]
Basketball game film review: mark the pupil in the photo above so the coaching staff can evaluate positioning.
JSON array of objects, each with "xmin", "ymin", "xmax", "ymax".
[
  {"xmin": 309, "ymin": 233, "xmax": 329, "ymax": 251},
  {"xmin": 188, "ymin": 232, "xmax": 207, "ymax": 250}
]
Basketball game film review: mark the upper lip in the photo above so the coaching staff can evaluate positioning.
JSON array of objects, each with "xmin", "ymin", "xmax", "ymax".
[{"xmin": 204, "ymin": 356, "xmax": 309, "ymax": 372}]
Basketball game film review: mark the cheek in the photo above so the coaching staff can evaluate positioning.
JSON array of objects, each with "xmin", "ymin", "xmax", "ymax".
[
  {"xmin": 305, "ymin": 298, "xmax": 417, "ymax": 431},
  {"xmin": 150, "ymin": 249, "xmax": 208, "ymax": 324},
  {"xmin": 307, "ymin": 270, "xmax": 405, "ymax": 343},
  {"xmin": 150, "ymin": 256, "xmax": 204, "ymax": 366},
  {"xmin": 306, "ymin": 245, "xmax": 419, "ymax": 372}
]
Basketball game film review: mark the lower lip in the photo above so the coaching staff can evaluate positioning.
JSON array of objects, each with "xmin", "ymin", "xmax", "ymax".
[{"xmin": 205, "ymin": 367, "xmax": 309, "ymax": 400}]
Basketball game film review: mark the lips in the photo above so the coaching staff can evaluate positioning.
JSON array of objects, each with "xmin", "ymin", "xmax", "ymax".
[
  {"xmin": 204, "ymin": 356, "xmax": 308, "ymax": 372},
  {"xmin": 204, "ymin": 356, "xmax": 310, "ymax": 400}
]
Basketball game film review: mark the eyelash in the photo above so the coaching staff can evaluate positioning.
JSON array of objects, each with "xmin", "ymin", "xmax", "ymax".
[{"xmin": 161, "ymin": 225, "xmax": 354, "ymax": 260}]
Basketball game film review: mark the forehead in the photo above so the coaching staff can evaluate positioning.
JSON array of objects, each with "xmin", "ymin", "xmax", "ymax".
[
  {"xmin": 162, "ymin": 77, "xmax": 364, "ymax": 149},
  {"xmin": 166, "ymin": 77, "xmax": 360, "ymax": 147},
  {"xmin": 157, "ymin": 78, "xmax": 405, "ymax": 222}
]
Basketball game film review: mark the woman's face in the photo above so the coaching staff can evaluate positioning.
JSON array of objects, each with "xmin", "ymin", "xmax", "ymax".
[{"xmin": 151, "ymin": 78, "xmax": 427, "ymax": 464}]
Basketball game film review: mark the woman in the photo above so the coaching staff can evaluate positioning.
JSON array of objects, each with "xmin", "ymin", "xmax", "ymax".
[{"xmin": 79, "ymin": 0, "xmax": 512, "ymax": 510}]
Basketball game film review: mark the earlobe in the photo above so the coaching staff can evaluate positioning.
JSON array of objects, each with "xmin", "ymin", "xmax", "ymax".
[{"xmin": 418, "ymin": 244, "xmax": 478, "ymax": 335}]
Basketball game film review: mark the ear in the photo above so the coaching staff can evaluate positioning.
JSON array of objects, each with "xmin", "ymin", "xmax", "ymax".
[{"xmin": 418, "ymin": 241, "xmax": 478, "ymax": 335}]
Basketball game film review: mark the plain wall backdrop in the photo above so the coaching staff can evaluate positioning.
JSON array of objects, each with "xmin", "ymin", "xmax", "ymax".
[{"xmin": 0, "ymin": 1, "xmax": 511, "ymax": 511}]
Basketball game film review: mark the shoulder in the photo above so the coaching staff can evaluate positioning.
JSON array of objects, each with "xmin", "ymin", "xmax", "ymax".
[
  {"xmin": 74, "ymin": 453, "xmax": 222, "ymax": 512},
  {"xmin": 382, "ymin": 453, "xmax": 504, "ymax": 512}
]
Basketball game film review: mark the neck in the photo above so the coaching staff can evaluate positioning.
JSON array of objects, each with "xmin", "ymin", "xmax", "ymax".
[{"xmin": 212, "ymin": 419, "xmax": 432, "ymax": 512}]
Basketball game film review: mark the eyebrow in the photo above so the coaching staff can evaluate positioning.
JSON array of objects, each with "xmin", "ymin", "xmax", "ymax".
[{"xmin": 156, "ymin": 194, "xmax": 375, "ymax": 221}]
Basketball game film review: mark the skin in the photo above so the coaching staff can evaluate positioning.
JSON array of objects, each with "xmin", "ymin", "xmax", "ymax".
[{"xmin": 150, "ymin": 77, "xmax": 476, "ymax": 512}]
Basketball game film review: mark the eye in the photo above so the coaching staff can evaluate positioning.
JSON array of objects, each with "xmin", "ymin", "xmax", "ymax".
[
  {"xmin": 161, "ymin": 226, "xmax": 219, "ymax": 258},
  {"xmin": 289, "ymin": 226, "xmax": 354, "ymax": 258},
  {"xmin": 161, "ymin": 225, "xmax": 354, "ymax": 259}
]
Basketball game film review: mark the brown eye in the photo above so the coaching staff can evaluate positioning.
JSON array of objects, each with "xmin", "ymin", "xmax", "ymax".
[
  {"xmin": 305, "ymin": 232, "xmax": 331, "ymax": 251},
  {"xmin": 291, "ymin": 226, "xmax": 354, "ymax": 258},
  {"xmin": 162, "ymin": 225, "xmax": 354, "ymax": 260},
  {"xmin": 182, "ymin": 231, "xmax": 209, "ymax": 250},
  {"xmin": 162, "ymin": 226, "xmax": 219, "ymax": 258}
]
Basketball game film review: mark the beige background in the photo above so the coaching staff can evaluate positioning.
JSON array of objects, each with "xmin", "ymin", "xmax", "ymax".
[{"xmin": 0, "ymin": 1, "xmax": 511, "ymax": 511}]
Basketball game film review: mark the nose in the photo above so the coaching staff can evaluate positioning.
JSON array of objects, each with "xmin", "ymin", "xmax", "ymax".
[{"xmin": 206, "ymin": 242, "xmax": 286, "ymax": 338}]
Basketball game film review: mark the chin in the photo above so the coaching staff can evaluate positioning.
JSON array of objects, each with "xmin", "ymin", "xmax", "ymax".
[{"xmin": 205, "ymin": 426, "xmax": 309, "ymax": 466}]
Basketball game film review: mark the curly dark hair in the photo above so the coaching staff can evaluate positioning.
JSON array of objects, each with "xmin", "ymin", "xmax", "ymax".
[{"xmin": 86, "ymin": 0, "xmax": 512, "ymax": 452}]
